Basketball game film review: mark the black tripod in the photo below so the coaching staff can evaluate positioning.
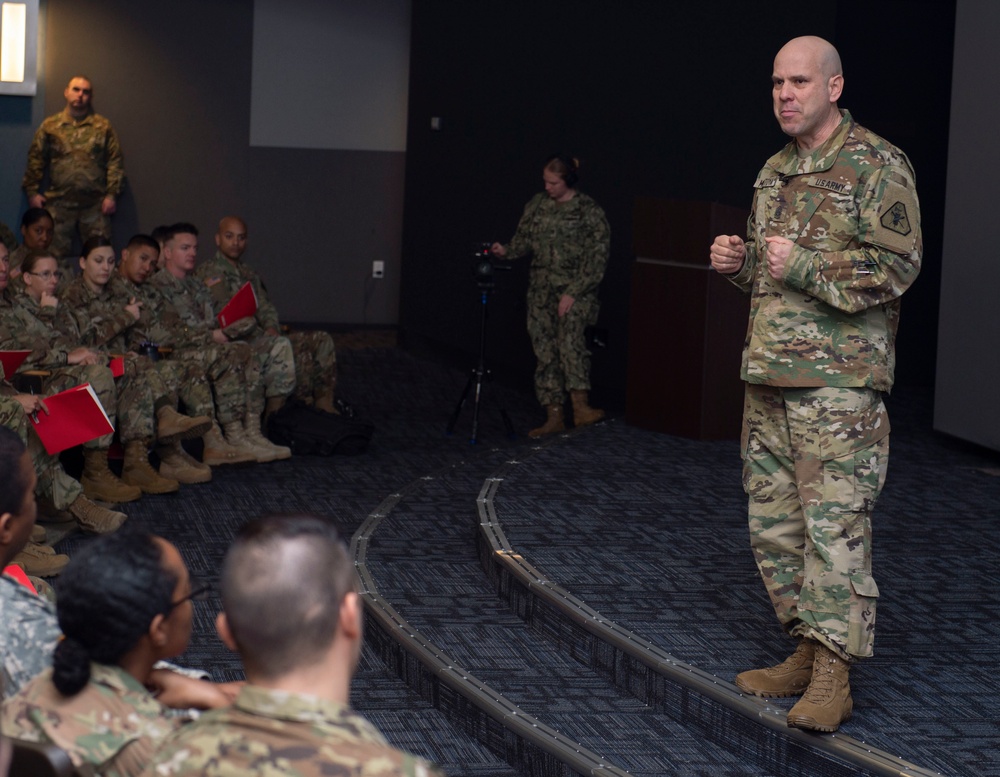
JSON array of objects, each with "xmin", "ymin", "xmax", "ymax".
[{"xmin": 446, "ymin": 288, "xmax": 515, "ymax": 444}]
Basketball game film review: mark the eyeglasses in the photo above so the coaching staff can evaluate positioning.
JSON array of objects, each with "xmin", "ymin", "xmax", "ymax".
[
  {"xmin": 25, "ymin": 270, "xmax": 62, "ymax": 280},
  {"xmin": 168, "ymin": 581, "xmax": 212, "ymax": 610}
]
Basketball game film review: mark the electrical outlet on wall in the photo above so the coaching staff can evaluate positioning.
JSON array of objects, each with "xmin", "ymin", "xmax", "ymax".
[{"xmin": 372, "ymin": 261, "xmax": 385, "ymax": 279}]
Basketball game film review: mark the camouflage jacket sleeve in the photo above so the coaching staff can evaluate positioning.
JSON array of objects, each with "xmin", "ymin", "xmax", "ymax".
[
  {"xmin": 504, "ymin": 193, "xmax": 547, "ymax": 260},
  {"xmin": 0, "ymin": 294, "xmax": 71, "ymax": 368},
  {"xmin": 21, "ymin": 122, "xmax": 50, "ymax": 197},
  {"xmin": 104, "ymin": 123, "xmax": 125, "ymax": 198},
  {"xmin": 0, "ymin": 575, "xmax": 60, "ymax": 696},
  {"xmin": 562, "ymin": 195, "xmax": 610, "ymax": 299},
  {"xmin": 59, "ymin": 281, "xmax": 136, "ymax": 351},
  {"xmin": 778, "ymin": 160, "xmax": 922, "ymax": 314}
]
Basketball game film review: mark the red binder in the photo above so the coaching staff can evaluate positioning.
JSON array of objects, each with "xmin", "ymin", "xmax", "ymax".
[
  {"xmin": 217, "ymin": 281, "xmax": 258, "ymax": 328},
  {"xmin": 30, "ymin": 383, "xmax": 114, "ymax": 455},
  {"xmin": 0, "ymin": 350, "xmax": 32, "ymax": 379}
]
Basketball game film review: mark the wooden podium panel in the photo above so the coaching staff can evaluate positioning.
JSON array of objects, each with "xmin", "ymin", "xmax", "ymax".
[{"xmin": 626, "ymin": 199, "xmax": 749, "ymax": 440}]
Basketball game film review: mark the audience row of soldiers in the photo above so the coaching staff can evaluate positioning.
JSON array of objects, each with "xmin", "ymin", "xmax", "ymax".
[{"xmin": 0, "ymin": 215, "xmax": 340, "ymax": 578}]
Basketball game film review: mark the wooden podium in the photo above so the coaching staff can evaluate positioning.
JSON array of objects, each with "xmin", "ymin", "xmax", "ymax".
[{"xmin": 626, "ymin": 198, "xmax": 749, "ymax": 440}]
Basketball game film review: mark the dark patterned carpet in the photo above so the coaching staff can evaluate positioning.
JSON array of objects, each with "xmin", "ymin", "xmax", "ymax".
[{"xmin": 53, "ymin": 344, "xmax": 1000, "ymax": 776}]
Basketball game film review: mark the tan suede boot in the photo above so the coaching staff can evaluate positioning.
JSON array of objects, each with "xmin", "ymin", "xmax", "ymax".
[
  {"xmin": 155, "ymin": 406, "xmax": 212, "ymax": 444},
  {"xmin": 243, "ymin": 417, "xmax": 292, "ymax": 461},
  {"xmin": 11, "ymin": 541, "xmax": 70, "ymax": 577},
  {"xmin": 121, "ymin": 439, "xmax": 180, "ymax": 494},
  {"xmin": 786, "ymin": 643, "xmax": 853, "ymax": 732},
  {"xmin": 67, "ymin": 494, "xmax": 127, "ymax": 534},
  {"xmin": 735, "ymin": 640, "xmax": 815, "ymax": 697},
  {"xmin": 81, "ymin": 449, "xmax": 142, "ymax": 503},
  {"xmin": 528, "ymin": 405, "xmax": 566, "ymax": 439},
  {"xmin": 155, "ymin": 440, "xmax": 212, "ymax": 484},
  {"xmin": 570, "ymin": 390, "xmax": 605, "ymax": 428},
  {"xmin": 222, "ymin": 421, "xmax": 282, "ymax": 463},
  {"xmin": 203, "ymin": 423, "xmax": 258, "ymax": 466}
]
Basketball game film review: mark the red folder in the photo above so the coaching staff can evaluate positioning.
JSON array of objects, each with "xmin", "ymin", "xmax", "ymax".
[
  {"xmin": 217, "ymin": 281, "xmax": 257, "ymax": 328},
  {"xmin": 3, "ymin": 564, "xmax": 38, "ymax": 594},
  {"xmin": 109, "ymin": 355, "xmax": 125, "ymax": 378},
  {"xmin": 0, "ymin": 350, "xmax": 32, "ymax": 379},
  {"xmin": 30, "ymin": 383, "xmax": 114, "ymax": 455}
]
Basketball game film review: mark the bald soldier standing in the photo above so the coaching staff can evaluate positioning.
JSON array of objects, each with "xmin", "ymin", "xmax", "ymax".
[
  {"xmin": 22, "ymin": 76, "xmax": 124, "ymax": 262},
  {"xmin": 710, "ymin": 36, "xmax": 921, "ymax": 732}
]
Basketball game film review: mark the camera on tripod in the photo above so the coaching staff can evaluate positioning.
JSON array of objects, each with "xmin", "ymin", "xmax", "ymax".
[{"xmin": 472, "ymin": 243, "xmax": 511, "ymax": 290}]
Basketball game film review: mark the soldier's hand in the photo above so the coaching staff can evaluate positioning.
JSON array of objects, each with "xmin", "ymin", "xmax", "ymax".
[
  {"xmin": 764, "ymin": 236, "xmax": 793, "ymax": 279},
  {"xmin": 211, "ymin": 329, "xmax": 229, "ymax": 344},
  {"xmin": 14, "ymin": 394, "xmax": 49, "ymax": 416},
  {"xmin": 490, "ymin": 242, "xmax": 507, "ymax": 258},
  {"xmin": 101, "ymin": 196, "xmax": 117, "ymax": 216},
  {"xmin": 40, "ymin": 291, "xmax": 58, "ymax": 308},
  {"xmin": 67, "ymin": 347, "xmax": 100, "ymax": 366},
  {"xmin": 125, "ymin": 297, "xmax": 142, "ymax": 320},
  {"xmin": 28, "ymin": 194, "xmax": 46, "ymax": 209},
  {"xmin": 558, "ymin": 294, "xmax": 576, "ymax": 318},
  {"xmin": 710, "ymin": 235, "xmax": 746, "ymax": 274}
]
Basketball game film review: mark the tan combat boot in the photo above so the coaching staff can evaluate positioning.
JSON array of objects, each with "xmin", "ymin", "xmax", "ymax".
[
  {"xmin": 786, "ymin": 643, "xmax": 853, "ymax": 732},
  {"xmin": 735, "ymin": 640, "xmax": 815, "ymax": 697},
  {"xmin": 81, "ymin": 448, "xmax": 142, "ymax": 503},
  {"xmin": 202, "ymin": 423, "xmax": 258, "ymax": 466},
  {"xmin": 155, "ymin": 406, "xmax": 212, "ymax": 444},
  {"xmin": 155, "ymin": 440, "xmax": 212, "ymax": 484},
  {"xmin": 528, "ymin": 405, "xmax": 566, "ymax": 439},
  {"xmin": 242, "ymin": 417, "xmax": 292, "ymax": 461},
  {"xmin": 121, "ymin": 439, "xmax": 180, "ymax": 494},
  {"xmin": 67, "ymin": 494, "xmax": 127, "ymax": 534},
  {"xmin": 11, "ymin": 541, "xmax": 70, "ymax": 577},
  {"xmin": 570, "ymin": 390, "xmax": 605, "ymax": 428}
]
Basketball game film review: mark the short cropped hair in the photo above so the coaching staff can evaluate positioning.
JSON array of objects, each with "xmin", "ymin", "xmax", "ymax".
[
  {"xmin": 150, "ymin": 225, "xmax": 171, "ymax": 245},
  {"xmin": 164, "ymin": 223, "xmax": 198, "ymax": 242},
  {"xmin": 126, "ymin": 234, "xmax": 160, "ymax": 252},
  {"xmin": 0, "ymin": 426, "xmax": 28, "ymax": 517},
  {"xmin": 20, "ymin": 208, "xmax": 53, "ymax": 230},
  {"xmin": 221, "ymin": 514, "xmax": 355, "ymax": 679}
]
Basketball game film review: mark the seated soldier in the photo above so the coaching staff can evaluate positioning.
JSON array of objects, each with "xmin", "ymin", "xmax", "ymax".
[
  {"xmin": 150, "ymin": 223, "xmax": 291, "ymax": 461},
  {"xmin": 12, "ymin": 248, "xmax": 210, "ymax": 498},
  {"xmin": 60, "ymin": 237, "xmax": 215, "ymax": 485},
  {"xmin": 147, "ymin": 514, "xmax": 445, "ymax": 777},
  {"xmin": 1, "ymin": 528, "xmax": 233, "ymax": 777},
  {"xmin": 118, "ymin": 234, "xmax": 261, "ymax": 467},
  {"xmin": 199, "ymin": 216, "xmax": 341, "ymax": 414},
  {"xmin": 6, "ymin": 208, "xmax": 55, "ymax": 281}
]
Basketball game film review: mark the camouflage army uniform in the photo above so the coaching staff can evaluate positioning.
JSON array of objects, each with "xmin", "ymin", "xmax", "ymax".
[
  {"xmin": 60, "ymin": 275, "xmax": 215, "ymax": 424},
  {"xmin": 120, "ymin": 273, "xmax": 256, "ymax": 426},
  {"xmin": 0, "ymin": 571, "xmax": 62, "ymax": 695},
  {"xmin": 151, "ymin": 267, "xmax": 294, "ymax": 418},
  {"xmin": 196, "ymin": 251, "xmax": 333, "ymax": 405},
  {"xmin": 0, "ymin": 387, "xmax": 83, "ymax": 512},
  {"xmin": 2, "ymin": 662, "xmax": 176, "ymax": 777},
  {"xmin": 726, "ymin": 110, "xmax": 921, "ymax": 660},
  {"xmin": 502, "ymin": 192, "xmax": 609, "ymax": 406},
  {"xmin": 22, "ymin": 109, "xmax": 124, "ymax": 261},
  {"xmin": 21, "ymin": 286, "xmax": 169, "ymax": 443},
  {"xmin": 146, "ymin": 684, "xmax": 444, "ymax": 777}
]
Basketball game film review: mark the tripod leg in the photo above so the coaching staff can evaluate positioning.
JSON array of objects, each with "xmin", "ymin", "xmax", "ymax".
[
  {"xmin": 469, "ymin": 367, "xmax": 485, "ymax": 444},
  {"xmin": 446, "ymin": 370, "xmax": 476, "ymax": 436}
]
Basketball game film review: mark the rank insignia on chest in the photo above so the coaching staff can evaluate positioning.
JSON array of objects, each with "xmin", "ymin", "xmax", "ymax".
[
  {"xmin": 880, "ymin": 201, "xmax": 911, "ymax": 236},
  {"xmin": 204, "ymin": 276, "xmax": 222, "ymax": 287}
]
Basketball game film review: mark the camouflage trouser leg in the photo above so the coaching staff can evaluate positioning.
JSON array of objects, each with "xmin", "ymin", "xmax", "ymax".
[
  {"xmin": 526, "ymin": 282, "xmax": 598, "ymax": 406},
  {"xmin": 42, "ymin": 365, "xmax": 117, "ymax": 449},
  {"xmin": 246, "ymin": 334, "xmax": 295, "ymax": 416},
  {"xmin": 172, "ymin": 343, "xmax": 253, "ymax": 425},
  {"xmin": 46, "ymin": 198, "xmax": 111, "ymax": 262},
  {"xmin": 289, "ymin": 330, "xmax": 336, "ymax": 401},
  {"xmin": 152, "ymin": 358, "xmax": 213, "ymax": 421},
  {"xmin": 0, "ymin": 399, "xmax": 82, "ymax": 509},
  {"xmin": 113, "ymin": 358, "xmax": 167, "ymax": 443},
  {"xmin": 741, "ymin": 384, "xmax": 889, "ymax": 660}
]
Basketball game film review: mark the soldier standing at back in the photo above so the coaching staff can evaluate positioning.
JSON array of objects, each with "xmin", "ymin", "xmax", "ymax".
[
  {"xmin": 22, "ymin": 76, "xmax": 124, "ymax": 263},
  {"xmin": 710, "ymin": 36, "xmax": 921, "ymax": 732}
]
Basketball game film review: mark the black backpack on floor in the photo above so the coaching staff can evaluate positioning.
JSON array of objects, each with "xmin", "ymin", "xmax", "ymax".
[{"xmin": 267, "ymin": 400, "xmax": 374, "ymax": 455}]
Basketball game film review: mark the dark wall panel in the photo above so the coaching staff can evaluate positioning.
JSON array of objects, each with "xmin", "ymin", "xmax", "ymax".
[{"xmin": 400, "ymin": 1, "xmax": 954, "ymax": 411}]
